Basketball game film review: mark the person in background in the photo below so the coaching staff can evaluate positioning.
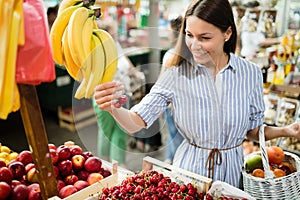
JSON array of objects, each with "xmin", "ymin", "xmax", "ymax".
[
  {"xmin": 160, "ymin": 15, "xmax": 184, "ymax": 164},
  {"xmin": 93, "ymin": 0, "xmax": 300, "ymax": 188}
]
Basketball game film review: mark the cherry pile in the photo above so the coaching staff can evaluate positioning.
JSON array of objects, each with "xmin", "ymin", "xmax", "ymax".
[{"xmin": 98, "ymin": 170, "xmax": 205, "ymax": 200}]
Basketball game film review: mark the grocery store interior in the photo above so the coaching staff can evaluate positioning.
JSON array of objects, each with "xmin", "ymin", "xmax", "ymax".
[{"xmin": 1, "ymin": 0, "xmax": 300, "ymax": 199}]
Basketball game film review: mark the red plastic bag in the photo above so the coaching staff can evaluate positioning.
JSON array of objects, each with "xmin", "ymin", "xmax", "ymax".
[{"xmin": 15, "ymin": 0, "xmax": 55, "ymax": 85}]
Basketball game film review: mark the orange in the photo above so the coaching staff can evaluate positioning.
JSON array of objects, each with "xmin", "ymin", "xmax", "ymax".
[
  {"xmin": 266, "ymin": 146, "xmax": 285, "ymax": 164},
  {"xmin": 252, "ymin": 168, "xmax": 265, "ymax": 178},
  {"xmin": 273, "ymin": 168, "xmax": 286, "ymax": 178}
]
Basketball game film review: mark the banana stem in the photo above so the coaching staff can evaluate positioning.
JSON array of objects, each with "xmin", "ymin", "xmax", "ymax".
[{"xmin": 93, "ymin": 7, "xmax": 101, "ymax": 19}]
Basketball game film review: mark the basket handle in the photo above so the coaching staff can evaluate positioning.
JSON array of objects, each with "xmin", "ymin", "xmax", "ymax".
[{"xmin": 259, "ymin": 125, "xmax": 275, "ymax": 179}]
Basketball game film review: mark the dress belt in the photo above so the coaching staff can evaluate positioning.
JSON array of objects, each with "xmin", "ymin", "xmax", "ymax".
[{"xmin": 189, "ymin": 142, "xmax": 242, "ymax": 180}]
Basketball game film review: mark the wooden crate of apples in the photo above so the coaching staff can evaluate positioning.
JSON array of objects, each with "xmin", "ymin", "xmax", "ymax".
[{"xmin": 0, "ymin": 141, "xmax": 119, "ymax": 200}]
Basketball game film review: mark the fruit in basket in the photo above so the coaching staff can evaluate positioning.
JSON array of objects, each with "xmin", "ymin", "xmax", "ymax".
[
  {"xmin": 70, "ymin": 145, "xmax": 83, "ymax": 156},
  {"xmin": 57, "ymin": 179, "xmax": 66, "ymax": 191},
  {"xmin": 278, "ymin": 161, "xmax": 296, "ymax": 175},
  {"xmin": 10, "ymin": 184, "xmax": 29, "ymax": 200},
  {"xmin": 273, "ymin": 168, "xmax": 286, "ymax": 178},
  {"xmin": 74, "ymin": 180, "xmax": 89, "ymax": 191},
  {"xmin": 71, "ymin": 154, "xmax": 86, "ymax": 170},
  {"xmin": 84, "ymin": 156, "xmax": 102, "ymax": 172},
  {"xmin": 98, "ymin": 170, "xmax": 205, "ymax": 200},
  {"xmin": 0, "ymin": 181, "xmax": 11, "ymax": 200},
  {"xmin": 64, "ymin": 174, "xmax": 79, "ymax": 185},
  {"xmin": 252, "ymin": 168, "xmax": 265, "ymax": 178},
  {"xmin": 77, "ymin": 170, "xmax": 90, "ymax": 180},
  {"xmin": 59, "ymin": 185, "xmax": 78, "ymax": 198},
  {"xmin": 25, "ymin": 163, "xmax": 35, "ymax": 173},
  {"xmin": 8, "ymin": 161, "xmax": 26, "ymax": 179},
  {"xmin": 49, "ymin": 148, "xmax": 59, "ymax": 165},
  {"xmin": 27, "ymin": 167, "xmax": 39, "ymax": 183},
  {"xmin": 56, "ymin": 145, "xmax": 71, "ymax": 161},
  {"xmin": 87, "ymin": 172, "xmax": 103, "ymax": 185},
  {"xmin": 27, "ymin": 183, "xmax": 41, "ymax": 200},
  {"xmin": 57, "ymin": 160, "xmax": 73, "ymax": 177},
  {"xmin": 266, "ymin": 146, "xmax": 285, "ymax": 164},
  {"xmin": 16, "ymin": 150, "xmax": 33, "ymax": 166},
  {"xmin": 0, "ymin": 166, "xmax": 13, "ymax": 183},
  {"xmin": 48, "ymin": 143, "xmax": 57, "ymax": 150},
  {"xmin": 245, "ymin": 154, "xmax": 263, "ymax": 172},
  {"xmin": 0, "ymin": 159, "xmax": 6, "ymax": 168}
]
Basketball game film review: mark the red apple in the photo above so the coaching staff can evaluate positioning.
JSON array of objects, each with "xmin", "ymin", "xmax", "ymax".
[
  {"xmin": 8, "ymin": 161, "xmax": 26, "ymax": 180},
  {"xmin": 82, "ymin": 151, "xmax": 94, "ymax": 159},
  {"xmin": 0, "ymin": 160, "xmax": 6, "ymax": 168},
  {"xmin": 27, "ymin": 168, "xmax": 39, "ymax": 183},
  {"xmin": 70, "ymin": 145, "xmax": 83, "ymax": 156},
  {"xmin": 87, "ymin": 173, "xmax": 103, "ymax": 185},
  {"xmin": 58, "ymin": 185, "xmax": 78, "ymax": 198},
  {"xmin": 77, "ymin": 170, "xmax": 90, "ymax": 181},
  {"xmin": 57, "ymin": 179, "xmax": 65, "ymax": 191},
  {"xmin": 49, "ymin": 149, "xmax": 59, "ymax": 165},
  {"xmin": 0, "ymin": 166, "xmax": 13, "ymax": 183},
  {"xmin": 48, "ymin": 143, "xmax": 57, "ymax": 150},
  {"xmin": 57, "ymin": 160, "xmax": 73, "ymax": 177},
  {"xmin": 10, "ymin": 184, "xmax": 29, "ymax": 200},
  {"xmin": 102, "ymin": 169, "xmax": 112, "ymax": 178},
  {"xmin": 16, "ymin": 150, "xmax": 33, "ymax": 166},
  {"xmin": 64, "ymin": 174, "xmax": 78, "ymax": 185},
  {"xmin": 84, "ymin": 157, "xmax": 102, "ymax": 172},
  {"xmin": 11, "ymin": 180, "xmax": 22, "ymax": 189},
  {"xmin": 71, "ymin": 155, "xmax": 86, "ymax": 170},
  {"xmin": 25, "ymin": 163, "xmax": 35, "ymax": 173},
  {"xmin": 28, "ymin": 183, "xmax": 41, "ymax": 200},
  {"xmin": 56, "ymin": 145, "xmax": 71, "ymax": 161},
  {"xmin": 0, "ymin": 181, "xmax": 11, "ymax": 200},
  {"xmin": 74, "ymin": 180, "xmax": 89, "ymax": 191}
]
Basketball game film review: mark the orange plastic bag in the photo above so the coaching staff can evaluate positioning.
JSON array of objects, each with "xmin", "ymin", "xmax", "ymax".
[{"xmin": 15, "ymin": 0, "xmax": 55, "ymax": 85}]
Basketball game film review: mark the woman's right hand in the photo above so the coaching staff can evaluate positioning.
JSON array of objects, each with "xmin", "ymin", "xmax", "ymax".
[{"xmin": 93, "ymin": 81, "xmax": 125, "ymax": 112}]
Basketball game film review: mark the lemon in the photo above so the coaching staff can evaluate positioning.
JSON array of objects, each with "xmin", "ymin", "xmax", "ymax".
[
  {"xmin": 0, "ymin": 157, "xmax": 8, "ymax": 165},
  {"xmin": 9, "ymin": 152, "xmax": 19, "ymax": 161},
  {"xmin": 0, "ymin": 146, "xmax": 11, "ymax": 154},
  {"xmin": 0, "ymin": 152, "xmax": 9, "ymax": 162}
]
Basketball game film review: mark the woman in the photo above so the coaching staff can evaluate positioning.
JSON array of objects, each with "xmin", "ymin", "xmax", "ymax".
[{"xmin": 94, "ymin": 0, "xmax": 300, "ymax": 187}]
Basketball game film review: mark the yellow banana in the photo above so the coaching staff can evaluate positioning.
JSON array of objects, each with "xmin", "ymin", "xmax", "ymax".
[
  {"xmin": 50, "ymin": 3, "xmax": 82, "ymax": 65},
  {"xmin": 94, "ymin": 29, "xmax": 118, "ymax": 83},
  {"xmin": 67, "ymin": 6, "xmax": 90, "ymax": 69},
  {"xmin": 62, "ymin": 26, "xmax": 82, "ymax": 81},
  {"xmin": 0, "ymin": 11, "xmax": 20, "ymax": 119},
  {"xmin": 81, "ymin": 15, "xmax": 94, "ymax": 79},
  {"xmin": 84, "ymin": 32, "xmax": 106, "ymax": 98},
  {"xmin": 74, "ymin": 33, "xmax": 96, "ymax": 99},
  {"xmin": 58, "ymin": 0, "xmax": 82, "ymax": 15}
]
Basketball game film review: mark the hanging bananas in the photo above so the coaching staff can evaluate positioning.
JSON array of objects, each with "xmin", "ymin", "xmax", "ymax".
[{"xmin": 50, "ymin": 0, "xmax": 119, "ymax": 99}]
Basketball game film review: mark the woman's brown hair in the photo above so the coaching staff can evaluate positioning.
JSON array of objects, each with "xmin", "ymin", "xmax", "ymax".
[{"xmin": 166, "ymin": 0, "xmax": 237, "ymax": 67}]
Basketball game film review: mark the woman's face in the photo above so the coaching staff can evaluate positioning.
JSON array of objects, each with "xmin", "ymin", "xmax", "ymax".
[{"xmin": 185, "ymin": 16, "xmax": 228, "ymax": 66}]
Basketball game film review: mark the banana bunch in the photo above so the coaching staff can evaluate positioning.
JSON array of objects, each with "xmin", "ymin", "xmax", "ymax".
[
  {"xmin": 0, "ymin": 0, "xmax": 24, "ymax": 120},
  {"xmin": 50, "ymin": 0, "xmax": 118, "ymax": 99}
]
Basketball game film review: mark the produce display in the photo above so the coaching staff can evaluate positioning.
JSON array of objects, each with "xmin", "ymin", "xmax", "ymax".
[
  {"xmin": 50, "ymin": 0, "xmax": 119, "ymax": 99},
  {"xmin": 244, "ymin": 146, "xmax": 296, "ymax": 178},
  {"xmin": 0, "ymin": 142, "xmax": 112, "ymax": 199},
  {"xmin": 98, "ymin": 170, "xmax": 206, "ymax": 200}
]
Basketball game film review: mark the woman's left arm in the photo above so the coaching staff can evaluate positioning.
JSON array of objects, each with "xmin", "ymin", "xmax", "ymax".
[{"xmin": 247, "ymin": 123, "xmax": 300, "ymax": 142}]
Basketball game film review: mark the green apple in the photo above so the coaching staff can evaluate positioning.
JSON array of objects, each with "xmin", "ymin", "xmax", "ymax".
[{"xmin": 245, "ymin": 154, "xmax": 263, "ymax": 173}]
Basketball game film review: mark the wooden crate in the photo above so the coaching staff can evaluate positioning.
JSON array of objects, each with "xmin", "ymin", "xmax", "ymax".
[
  {"xmin": 49, "ymin": 161, "xmax": 134, "ymax": 200},
  {"xmin": 57, "ymin": 106, "xmax": 97, "ymax": 132},
  {"xmin": 142, "ymin": 156, "xmax": 213, "ymax": 193}
]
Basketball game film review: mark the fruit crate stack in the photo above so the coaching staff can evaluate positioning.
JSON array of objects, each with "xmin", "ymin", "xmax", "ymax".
[{"xmin": 57, "ymin": 106, "xmax": 97, "ymax": 132}]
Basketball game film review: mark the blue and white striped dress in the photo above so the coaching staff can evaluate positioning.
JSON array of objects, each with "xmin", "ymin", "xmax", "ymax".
[{"xmin": 131, "ymin": 53, "xmax": 265, "ymax": 187}]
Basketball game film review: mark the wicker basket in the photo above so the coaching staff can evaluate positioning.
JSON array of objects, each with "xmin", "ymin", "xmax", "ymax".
[{"xmin": 242, "ymin": 125, "xmax": 300, "ymax": 199}]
